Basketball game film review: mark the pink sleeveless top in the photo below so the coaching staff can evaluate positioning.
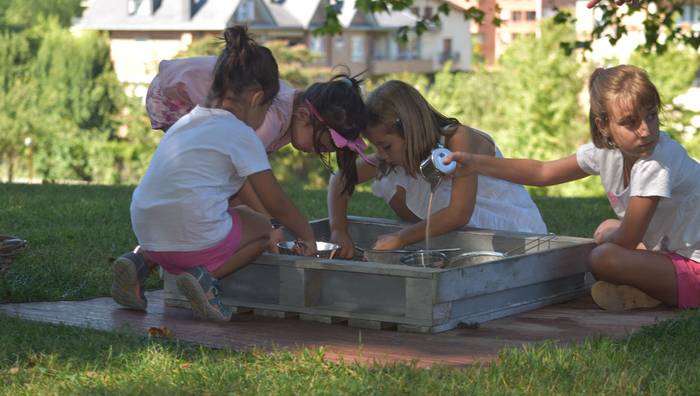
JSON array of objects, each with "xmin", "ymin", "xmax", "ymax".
[{"xmin": 146, "ymin": 56, "xmax": 294, "ymax": 152}]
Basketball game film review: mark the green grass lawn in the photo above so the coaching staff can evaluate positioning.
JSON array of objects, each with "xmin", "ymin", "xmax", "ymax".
[{"xmin": 2, "ymin": 182, "xmax": 699, "ymax": 395}]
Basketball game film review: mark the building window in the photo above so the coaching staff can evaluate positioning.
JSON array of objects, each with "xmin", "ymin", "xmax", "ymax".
[
  {"xmin": 351, "ymin": 36, "xmax": 365, "ymax": 62},
  {"xmin": 680, "ymin": 4, "xmax": 700, "ymax": 24},
  {"xmin": 424, "ymin": 7, "xmax": 433, "ymax": 19},
  {"xmin": 411, "ymin": 7, "xmax": 419, "ymax": 17},
  {"xmin": 526, "ymin": 11, "xmax": 537, "ymax": 21},
  {"xmin": 511, "ymin": 11, "xmax": 522, "ymax": 21},
  {"xmin": 237, "ymin": 0, "xmax": 255, "ymax": 22},
  {"xmin": 310, "ymin": 35, "xmax": 325, "ymax": 54},
  {"xmin": 334, "ymin": 35, "xmax": 344, "ymax": 49}
]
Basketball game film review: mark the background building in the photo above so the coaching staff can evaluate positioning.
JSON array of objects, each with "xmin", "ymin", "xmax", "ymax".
[{"xmin": 75, "ymin": 0, "xmax": 474, "ymax": 96}]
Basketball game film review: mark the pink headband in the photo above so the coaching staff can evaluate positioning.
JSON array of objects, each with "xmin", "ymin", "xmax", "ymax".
[{"xmin": 305, "ymin": 99, "xmax": 376, "ymax": 166}]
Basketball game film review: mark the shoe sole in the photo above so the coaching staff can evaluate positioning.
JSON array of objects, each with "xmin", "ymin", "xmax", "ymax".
[
  {"xmin": 111, "ymin": 257, "xmax": 147, "ymax": 311},
  {"xmin": 591, "ymin": 281, "xmax": 660, "ymax": 311},
  {"xmin": 175, "ymin": 272, "xmax": 230, "ymax": 322}
]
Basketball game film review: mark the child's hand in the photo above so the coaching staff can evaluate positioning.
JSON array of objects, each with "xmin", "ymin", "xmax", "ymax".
[
  {"xmin": 293, "ymin": 240, "xmax": 318, "ymax": 257},
  {"xmin": 330, "ymin": 229, "xmax": 355, "ymax": 259},
  {"xmin": 268, "ymin": 228, "xmax": 285, "ymax": 253},
  {"xmin": 372, "ymin": 233, "xmax": 404, "ymax": 251},
  {"xmin": 443, "ymin": 152, "xmax": 476, "ymax": 174},
  {"xmin": 593, "ymin": 219, "xmax": 620, "ymax": 244}
]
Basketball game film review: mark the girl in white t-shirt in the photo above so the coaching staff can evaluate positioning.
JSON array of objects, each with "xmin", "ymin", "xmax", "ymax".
[
  {"xmin": 112, "ymin": 26, "xmax": 318, "ymax": 322},
  {"xmin": 147, "ymin": 58, "xmax": 372, "ymax": 252},
  {"xmin": 445, "ymin": 65, "xmax": 700, "ymax": 311},
  {"xmin": 327, "ymin": 80, "xmax": 547, "ymax": 258}
]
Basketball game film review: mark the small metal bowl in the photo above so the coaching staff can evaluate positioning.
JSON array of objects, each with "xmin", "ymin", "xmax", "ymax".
[
  {"xmin": 399, "ymin": 251, "xmax": 448, "ymax": 268},
  {"xmin": 447, "ymin": 251, "xmax": 504, "ymax": 267},
  {"xmin": 276, "ymin": 241, "xmax": 341, "ymax": 259},
  {"xmin": 356, "ymin": 247, "xmax": 461, "ymax": 265}
]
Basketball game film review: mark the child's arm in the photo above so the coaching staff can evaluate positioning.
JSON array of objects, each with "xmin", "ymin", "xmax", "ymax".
[
  {"xmin": 596, "ymin": 196, "xmax": 660, "ymax": 249},
  {"xmin": 247, "ymin": 170, "xmax": 317, "ymax": 256},
  {"xmin": 374, "ymin": 170, "xmax": 479, "ymax": 250},
  {"xmin": 327, "ymin": 157, "xmax": 378, "ymax": 258},
  {"xmin": 444, "ymin": 153, "xmax": 588, "ymax": 186},
  {"xmin": 373, "ymin": 129, "xmax": 480, "ymax": 250},
  {"xmin": 234, "ymin": 180, "xmax": 285, "ymax": 253}
]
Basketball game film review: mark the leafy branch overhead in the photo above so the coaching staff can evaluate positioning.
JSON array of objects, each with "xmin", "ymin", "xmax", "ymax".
[
  {"xmin": 318, "ymin": 0, "xmax": 700, "ymax": 55},
  {"xmin": 314, "ymin": 0, "xmax": 501, "ymax": 41},
  {"xmin": 555, "ymin": 0, "xmax": 700, "ymax": 55}
]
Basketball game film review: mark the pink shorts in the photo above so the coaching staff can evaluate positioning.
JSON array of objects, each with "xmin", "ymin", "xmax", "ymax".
[
  {"xmin": 142, "ymin": 209, "xmax": 242, "ymax": 275},
  {"xmin": 668, "ymin": 252, "xmax": 700, "ymax": 309}
]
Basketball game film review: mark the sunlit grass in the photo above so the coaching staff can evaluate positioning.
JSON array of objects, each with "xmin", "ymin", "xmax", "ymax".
[{"xmin": 1, "ymin": 312, "xmax": 699, "ymax": 395}]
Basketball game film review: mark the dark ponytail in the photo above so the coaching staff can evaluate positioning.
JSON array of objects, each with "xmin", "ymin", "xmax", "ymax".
[
  {"xmin": 208, "ymin": 25, "xmax": 279, "ymax": 106},
  {"xmin": 301, "ymin": 71, "xmax": 367, "ymax": 195}
]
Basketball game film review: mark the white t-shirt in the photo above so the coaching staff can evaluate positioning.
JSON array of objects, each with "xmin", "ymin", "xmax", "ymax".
[
  {"xmin": 131, "ymin": 106, "xmax": 271, "ymax": 252},
  {"xmin": 576, "ymin": 132, "xmax": 700, "ymax": 261},
  {"xmin": 372, "ymin": 132, "xmax": 547, "ymax": 235}
]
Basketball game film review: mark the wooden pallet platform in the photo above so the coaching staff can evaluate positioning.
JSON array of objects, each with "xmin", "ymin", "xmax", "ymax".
[{"xmin": 0, "ymin": 290, "xmax": 679, "ymax": 367}]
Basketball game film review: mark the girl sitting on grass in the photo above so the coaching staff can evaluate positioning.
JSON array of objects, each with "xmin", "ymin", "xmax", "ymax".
[
  {"xmin": 327, "ymin": 80, "xmax": 547, "ymax": 258},
  {"xmin": 112, "ymin": 26, "xmax": 317, "ymax": 322},
  {"xmin": 444, "ymin": 65, "xmax": 700, "ymax": 311}
]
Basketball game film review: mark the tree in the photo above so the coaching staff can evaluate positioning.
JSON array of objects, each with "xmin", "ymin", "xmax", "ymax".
[
  {"xmin": 554, "ymin": 1, "xmax": 700, "ymax": 55},
  {"xmin": 0, "ymin": 0, "xmax": 81, "ymax": 29},
  {"xmin": 318, "ymin": 0, "xmax": 700, "ymax": 55}
]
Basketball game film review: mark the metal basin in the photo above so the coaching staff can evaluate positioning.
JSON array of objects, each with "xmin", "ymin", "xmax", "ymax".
[{"xmin": 277, "ymin": 241, "xmax": 341, "ymax": 259}]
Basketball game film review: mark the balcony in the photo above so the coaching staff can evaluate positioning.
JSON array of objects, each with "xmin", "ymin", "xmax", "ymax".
[{"xmin": 371, "ymin": 58, "xmax": 434, "ymax": 75}]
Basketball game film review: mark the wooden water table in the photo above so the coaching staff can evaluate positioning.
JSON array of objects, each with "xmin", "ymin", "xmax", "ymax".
[{"xmin": 164, "ymin": 216, "xmax": 595, "ymax": 333}]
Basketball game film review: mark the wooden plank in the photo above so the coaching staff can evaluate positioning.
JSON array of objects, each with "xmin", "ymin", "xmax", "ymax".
[
  {"xmin": 299, "ymin": 313, "xmax": 347, "ymax": 324},
  {"xmin": 347, "ymin": 318, "xmax": 397, "ymax": 331}
]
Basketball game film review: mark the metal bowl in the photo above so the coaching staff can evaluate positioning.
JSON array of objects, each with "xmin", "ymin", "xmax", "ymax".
[
  {"xmin": 356, "ymin": 247, "xmax": 461, "ymax": 265},
  {"xmin": 399, "ymin": 251, "xmax": 448, "ymax": 268},
  {"xmin": 276, "ymin": 241, "xmax": 341, "ymax": 259},
  {"xmin": 447, "ymin": 251, "xmax": 504, "ymax": 267}
]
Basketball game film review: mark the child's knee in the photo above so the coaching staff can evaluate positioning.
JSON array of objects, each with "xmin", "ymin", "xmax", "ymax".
[
  {"xmin": 235, "ymin": 207, "xmax": 273, "ymax": 240},
  {"xmin": 589, "ymin": 243, "xmax": 621, "ymax": 277}
]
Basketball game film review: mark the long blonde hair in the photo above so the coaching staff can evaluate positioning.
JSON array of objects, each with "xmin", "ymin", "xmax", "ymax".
[
  {"xmin": 588, "ymin": 65, "xmax": 661, "ymax": 149},
  {"xmin": 365, "ymin": 80, "xmax": 459, "ymax": 177}
]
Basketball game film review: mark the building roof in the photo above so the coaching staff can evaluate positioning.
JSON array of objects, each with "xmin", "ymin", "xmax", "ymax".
[
  {"xmin": 445, "ymin": 0, "xmax": 478, "ymax": 12},
  {"xmin": 260, "ymin": 0, "xmax": 303, "ymax": 28},
  {"xmin": 75, "ymin": 0, "xmax": 431, "ymax": 32},
  {"xmin": 77, "ymin": 0, "xmax": 242, "ymax": 31}
]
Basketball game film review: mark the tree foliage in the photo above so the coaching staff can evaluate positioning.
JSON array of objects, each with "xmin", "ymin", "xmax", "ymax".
[
  {"xmin": 0, "ymin": 0, "xmax": 81, "ymax": 29},
  {"xmin": 0, "ymin": 3, "xmax": 137, "ymax": 183},
  {"xmin": 320, "ymin": 0, "xmax": 700, "ymax": 55}
]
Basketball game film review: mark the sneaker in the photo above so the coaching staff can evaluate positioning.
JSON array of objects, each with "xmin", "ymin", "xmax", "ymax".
[
  {"xmin": 175, "ymin": 266, "xmax": 233, "ymax": 322},
  {"xmin": 111, "ymin": 252, "xmax": 150, "ymax": 310},
  {"xmin": 591, "ymin": 280, "xmax": 661, "ymax": 311}
]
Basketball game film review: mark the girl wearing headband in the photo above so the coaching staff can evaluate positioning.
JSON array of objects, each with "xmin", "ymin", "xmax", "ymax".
[
  {"xmin": 147, "ymin": 56, "xmax": 370, "ymax": 247},
  {"xmin": 328, "ymin": 80, "xmax": 546, "ymax": 258}
]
